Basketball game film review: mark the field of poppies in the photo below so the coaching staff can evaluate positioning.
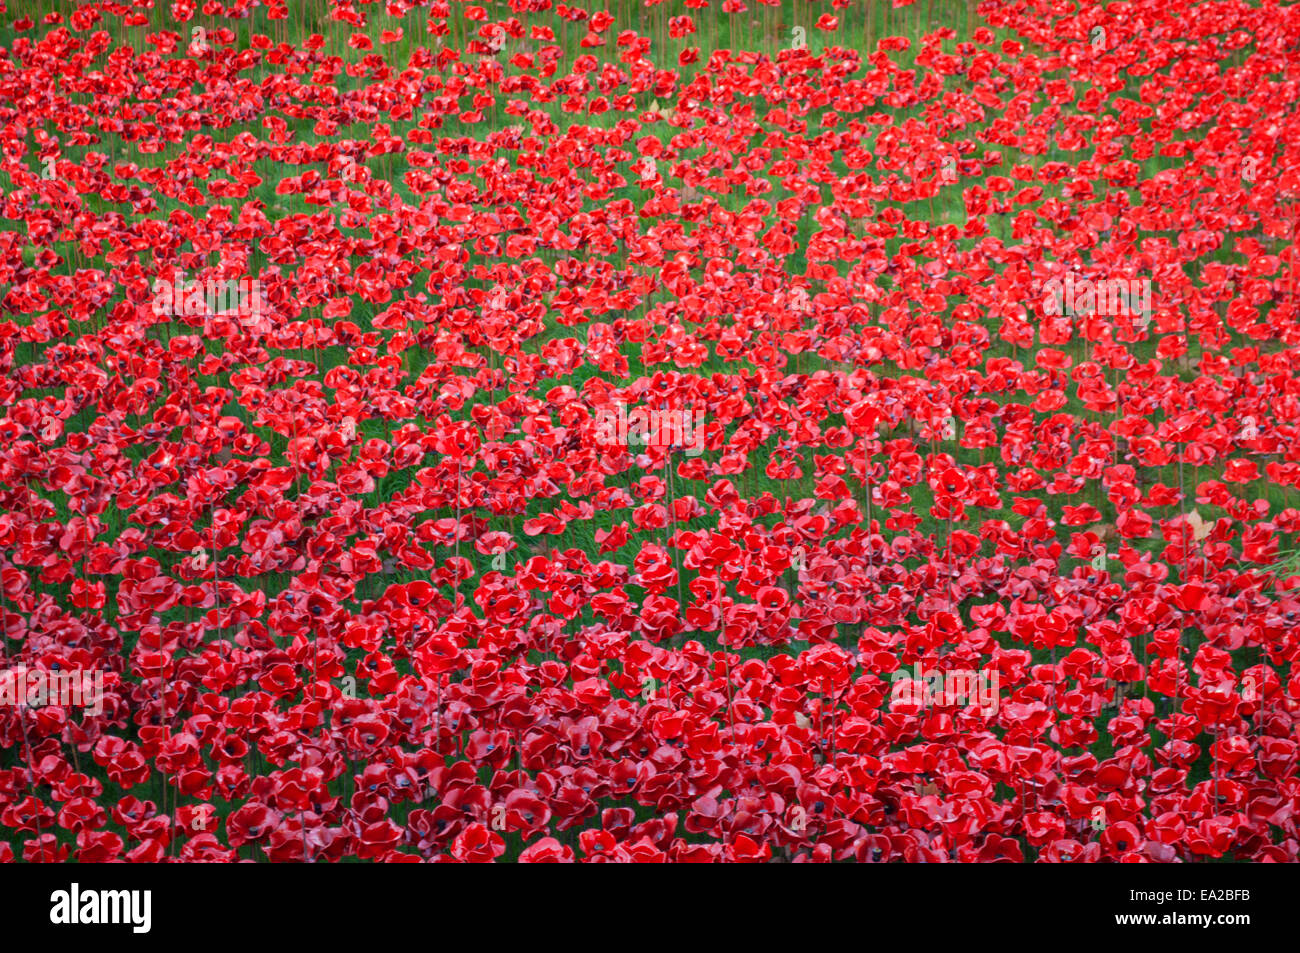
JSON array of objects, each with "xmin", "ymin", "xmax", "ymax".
[{"xmin": 0, "ymin": 0, "xmax": 1297, "ymax": 864}]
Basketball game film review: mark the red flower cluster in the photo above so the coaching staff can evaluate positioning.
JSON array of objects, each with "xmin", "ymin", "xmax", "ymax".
[{"xmin": 1, "ymin": 0, "xmax": 1299, "ymax": 863}]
